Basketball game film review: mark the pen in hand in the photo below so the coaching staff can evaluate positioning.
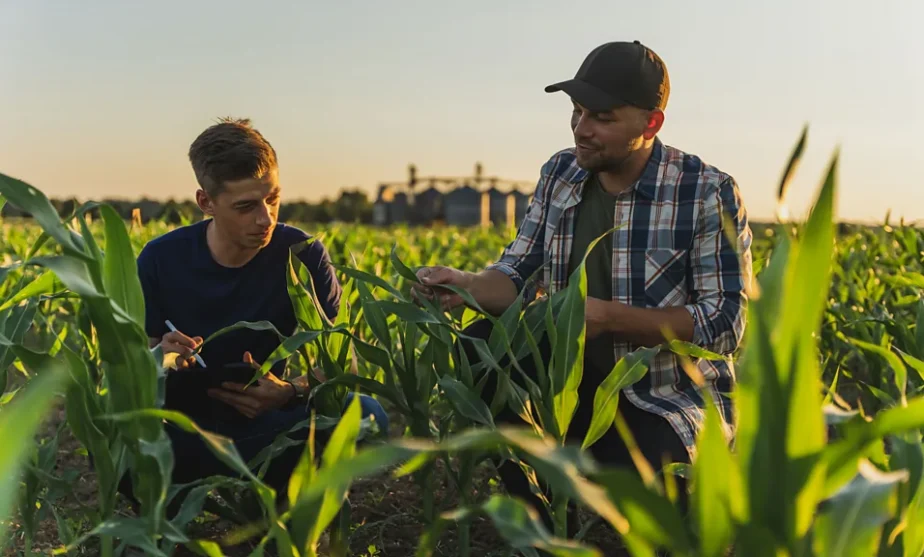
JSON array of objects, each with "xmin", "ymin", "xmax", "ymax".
[{"xmin": 165, "ymin": 319, "xmax": 207, "ymax": 368}]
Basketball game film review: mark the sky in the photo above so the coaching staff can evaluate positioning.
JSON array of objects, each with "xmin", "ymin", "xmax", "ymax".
[{"xmin": 1, "ymin": 0, "xmax": 921, "ymax": 223}]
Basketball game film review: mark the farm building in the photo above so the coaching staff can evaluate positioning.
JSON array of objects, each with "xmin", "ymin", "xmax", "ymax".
[
  {"xmin": 371, "ymin": 163, "xmax": 534, "ymax": 227},
  {"xmin": 413, "ymin": 186, "xmax": 443, "ymax": 224},
  {"xmin": 372, "ymin": 185, "xmax": 410, "ymax": 225},
  {"xmin": 486, "ymin": 187, "xmax": 515, "ymax": 227},
  {"xmin": 444, "ymin": 185, "xmax": 486, "ymax": 227}
]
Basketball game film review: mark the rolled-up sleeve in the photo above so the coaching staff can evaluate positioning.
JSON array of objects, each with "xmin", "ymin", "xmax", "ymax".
[
  {"xmin": 485, "ymin": 167, "xmax": 551, "ymax": 302},
  {"xmin": 684, "ymin": 176, "xmax": 753, "ymax": 354}
]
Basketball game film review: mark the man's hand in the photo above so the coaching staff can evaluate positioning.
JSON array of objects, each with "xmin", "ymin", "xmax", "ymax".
[
  {"xmin": 411, "ymin": 266, "xmax": 473, "ymax": 311},
  {"xmin": 206, "ymin": 352, "xmax": 296, "ymax": 419},
  {"xmin": 155, "ymin": 330, "xmax": 203, "ymax": 369},
  {"xmin": 585, "ymin": 297, "xmax": 615, "ymax": 340}
]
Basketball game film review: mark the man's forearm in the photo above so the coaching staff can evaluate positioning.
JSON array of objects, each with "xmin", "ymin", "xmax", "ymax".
[
  {"xmin": 605, "ymin": 302, "xmax": 694, "ymax": 347},
  {"xmin": 465, "ymin": 269, "xmax": 521, "ymax": 316}
]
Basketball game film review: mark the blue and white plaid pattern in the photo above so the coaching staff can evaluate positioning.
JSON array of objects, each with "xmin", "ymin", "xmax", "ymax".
[{"xmin": 487, "ymin": 138, "xmax": 753, "ymax": 458}]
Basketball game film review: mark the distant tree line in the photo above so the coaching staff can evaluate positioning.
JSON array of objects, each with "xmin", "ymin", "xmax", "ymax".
[{"xmin": 0, "ymin": 189, "xmax": 375, "ymax": 225}]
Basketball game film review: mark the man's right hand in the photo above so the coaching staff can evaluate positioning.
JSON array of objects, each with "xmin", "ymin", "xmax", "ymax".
[
  {"xmin": 155, "ymin": 330, "xmax": 203, "ymax": 369},
  {"xmin": 412, "ymin": 266, "xmax": 473, "ymax": 311}
]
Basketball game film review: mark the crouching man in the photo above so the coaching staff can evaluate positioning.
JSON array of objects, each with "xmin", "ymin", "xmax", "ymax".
[
  {"xmin": 124, "ymin": 117, "xmax": 389, "ymax": 512},
  {"xmin": 412, "ymin": 41, "xmax": 752, "ymax": 540}
]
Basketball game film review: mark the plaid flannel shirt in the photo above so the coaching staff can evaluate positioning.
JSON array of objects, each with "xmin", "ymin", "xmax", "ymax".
[{"xmin": 486, "ymin": 138, "xmax": 753, "ymax": 459}]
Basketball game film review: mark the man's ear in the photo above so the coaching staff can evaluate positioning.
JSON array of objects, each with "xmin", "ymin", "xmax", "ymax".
[
  {"xmin": 642, "ymin": 109, "xmax": 665, "ymax": 140},
  {"xmin": 196, "ymin": 189, "xmax": 215, "ymax": 216}
]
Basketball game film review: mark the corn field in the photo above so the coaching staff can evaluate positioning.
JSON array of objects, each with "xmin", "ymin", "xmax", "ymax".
[{"xmin": 3, "ymin": 130, "xmax": 924, "ymax": 557}]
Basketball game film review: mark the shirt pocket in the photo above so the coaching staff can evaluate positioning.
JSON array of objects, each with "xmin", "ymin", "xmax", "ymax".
[{"xmin": 644, "ymin": 248, "xmax": 689, "ymax": 308}]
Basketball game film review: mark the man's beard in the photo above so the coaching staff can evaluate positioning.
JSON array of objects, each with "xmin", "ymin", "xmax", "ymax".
[{"xmin": 575, "ymin": 149, "xmax": 632, "ymax": 173}]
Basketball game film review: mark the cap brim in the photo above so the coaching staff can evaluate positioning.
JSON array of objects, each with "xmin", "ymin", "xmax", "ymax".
[{"xmin": 544, "ymin": 79, "xmax": 624, "ymax": 112}]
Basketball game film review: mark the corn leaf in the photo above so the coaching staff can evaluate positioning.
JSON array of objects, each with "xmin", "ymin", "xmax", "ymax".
[
  {"xmin": 582, "ymin": 347, "xmax": 657, "ymax": 450},
  {"xmin": 777, "ymin": 124, "xmax": 808, "ymax": 202},
  {"xmin": 100, "ymin": 204, "xmax": 145, "ymax": 324},
  {"xmin": 440, "ymin": 495, "xmax": 601, "ymax": 556},
  {"xmin": 813, "ymin": 460, "xmax": 908, "ymax": 557},
  {"xmin": 693, "ymin": 398, "xmax": 742, "ymax": 556},
  {"xmin": 0, "ymin": 173, "xmax": 86, "ymax": 258},
  {"xmin": 0, "ymin": 353, "xmax": 66, "ymax": 539},
  {"xmin": 439, "ymin": 375, "xmax": 495, "ymax": 427},
  {"xmin": 596, "ymin": 469, "xmax": 692, "ymax": 552},
  {"xmin": 0, "ymin": 270, "xmax": 58, "ymax": 313}
]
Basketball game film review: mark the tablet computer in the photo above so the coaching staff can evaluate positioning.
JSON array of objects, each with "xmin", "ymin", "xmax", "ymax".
[{"xmin": 163, "ymin": 362, "xmax": 263, "ymax": 417}]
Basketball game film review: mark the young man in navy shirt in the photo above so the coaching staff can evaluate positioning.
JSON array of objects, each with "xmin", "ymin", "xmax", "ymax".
[{"xmin": 134, "ymin": 117, "xmax": 388, "ymax": 508}]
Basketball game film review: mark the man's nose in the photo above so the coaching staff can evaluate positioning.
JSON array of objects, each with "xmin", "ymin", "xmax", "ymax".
[
  {"xmin": 255, "ymin": 203, "xmax": 271, "ymax": 226},
  {"xmin": 572, "ymin": 112, "xmax": 592, "ymax": 139}
]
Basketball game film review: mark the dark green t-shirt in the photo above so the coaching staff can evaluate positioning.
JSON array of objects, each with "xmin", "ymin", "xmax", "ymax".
[{"xmin": 567, "ymin": 175, "xmax": 617, "ymax": 379}]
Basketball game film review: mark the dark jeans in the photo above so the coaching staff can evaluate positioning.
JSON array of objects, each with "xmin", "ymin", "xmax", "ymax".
[
  {"xmin": 114, "ymin": 392, "xmax": 389, "ymax": 516},
  {"xmin": 460, "ymin": 319, "xmax": 690, "ymax": 540}
]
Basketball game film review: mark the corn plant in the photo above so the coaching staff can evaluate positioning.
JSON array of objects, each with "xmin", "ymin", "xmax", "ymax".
[{"xmin": 5, "ymin": 124, "xmax": 924, "ymax": 556}]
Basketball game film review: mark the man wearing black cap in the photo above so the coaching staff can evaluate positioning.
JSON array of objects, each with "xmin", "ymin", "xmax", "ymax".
[{"xmin": 413, "ymin": 41, "xmax": 752, "ymax": 538}]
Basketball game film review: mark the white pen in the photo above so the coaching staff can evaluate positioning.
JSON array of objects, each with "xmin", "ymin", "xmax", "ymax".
[{"xmin": 164, "ymin": 319, "xmax": 207, "ymax": 368}]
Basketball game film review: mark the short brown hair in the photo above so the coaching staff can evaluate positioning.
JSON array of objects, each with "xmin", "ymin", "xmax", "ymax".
[{"xmin": 188, "ymin": 117, "xmax": 278, "ymax": 196}]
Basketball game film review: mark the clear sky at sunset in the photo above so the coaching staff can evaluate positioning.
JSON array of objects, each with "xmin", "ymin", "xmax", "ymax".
[{"xmin": 1, "ymin": 1, "xmax": 921, "ymax": 223}]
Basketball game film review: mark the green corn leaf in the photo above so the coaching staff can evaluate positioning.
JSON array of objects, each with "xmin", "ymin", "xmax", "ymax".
[
  {"xmin": 288, "ymin": 250, "xmax": 327, "ymax": 330},
  {"xmin": 103, "ymin": 409, "xmax": 267, "ymax": 487},
  {"xmin": 390, "ymin": 244, "xmax": 421, "ymax": 284},
  {"xmin": 733, "ymin": 145, "xmax": 838, "ymax": 545},
  {"xmin": 59, "ymin": 347, "xmax": 120, "ymax": 516},
  {"xmin": 259, "ymin": 329, "xmax": 327, "ymax": 375},
  {"xmin": 550, "ymin": 271, "xmax": 586, "ymax": 440},
  {"xmin": 76, "ymin": 205, "xmax": 106, "ymax": 293},
  {"xmin": 25, "ymin": 230, "xmax": 52, "ymax": 261},
  {"xmin": 200, "ymin": 320, "xmax": 285, "ymax": 347},
  {"xmin": 291, "ymin": 394, "xmax": 364, "ymax": 553},
  {"xmin": 439, "ymin": 375, "xmax": 495, "ymax": 427},
  {"xmin": 350, "ymin": 332, "xmax": 394, "ymax": 375},
  {"xmin": 64, "ymin": 517, "xmax": 169, "ymax": 557},
  {"xmin": 777, "ymin": 124, "xmax": 808, "ymax": 202},
  {"xmin": 733, "ymin": 306, "xmax": 787, "ymax": 537},
  {"xmin": 664, "ymin": 340, "xmax": 726, "ymax": 361},
  {"xmin": 333, "ymin": 264, "xmax": 406, "ymax": 302},
  {"xmin": 916, "ymin": 298, "xmax": 924, "ymax": 360},
  {"xmin": 440, "ymin": 495, "xmax": 602, "ymax": 556},
  {"xmin": 316, "ymin": 373, "xmax": 408, "ymax": 415},
  {"xmin": 183, "ymin": 540, "xmax": 227, "ymax": 556},
  {"xmin": 100, "ymin": 204, "xmax": 145, "ymax": 324},
  {"xmin": 0, "ymin": 300, "xmax": 37, "ymax": 388},
  {"xmin": 582, "ymin": 346, "xmax": 658, "ymax": 450},
  {"xmin": 0, "ymin": 354, "xmax": 67, "ymax": 539},
  {"xmin": 374, "ymin": 300, "xmax": 443, "ymax": 324},
  {"xmin": 897, "ymin": 348, "xmax": 924, "ymax": 385},
  {"xmin": 0, "ymin": 172, "xmax": 87, "ymax": 258},
  {"xmin": 849, "ymin": 337, "xmax": 908, "ymax": 405},
  {"xmin": 596, "ymin": 469, "xmax": 692, "ymax": 553},
  {"xmin": 813, "ymin": 460, "xmax": 908, "ymax": 557},
  {"xmin": 887, "ymin": 432, "xmax": 924, "ymax": 557},
  {"xmin": 356, "ymin": 279, "xmax": 393, "ymax": 351},
  {"xmin": 693, "ymin": 398, "xmax": 743, "ymax": 556},
  {"xmin": 824, "ymin": 397, "xmax": 924, "ymax": 496},
  {"xmin": 0, "ymin": 270, "xmax": 58, "ymax": 313},
  {"xmin": 28, "ymin": 255, "xmax": 103, "ymax": 299}
]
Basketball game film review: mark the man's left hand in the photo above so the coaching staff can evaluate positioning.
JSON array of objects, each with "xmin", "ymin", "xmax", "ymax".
[{"xmin": 207, "ymin": 352, "xmax": 296, "ymax": 419}]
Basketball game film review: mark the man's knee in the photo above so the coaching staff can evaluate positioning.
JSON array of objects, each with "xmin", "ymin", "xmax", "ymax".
[{"xmin": 345, "ymin": 393, "xmax": 390, "ymax": 438}]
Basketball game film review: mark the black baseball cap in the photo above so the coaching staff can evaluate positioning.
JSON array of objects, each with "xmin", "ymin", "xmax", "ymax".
[{"xmin": 545, "ymin": 40, "xmax": 670, "ymax": 112}]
